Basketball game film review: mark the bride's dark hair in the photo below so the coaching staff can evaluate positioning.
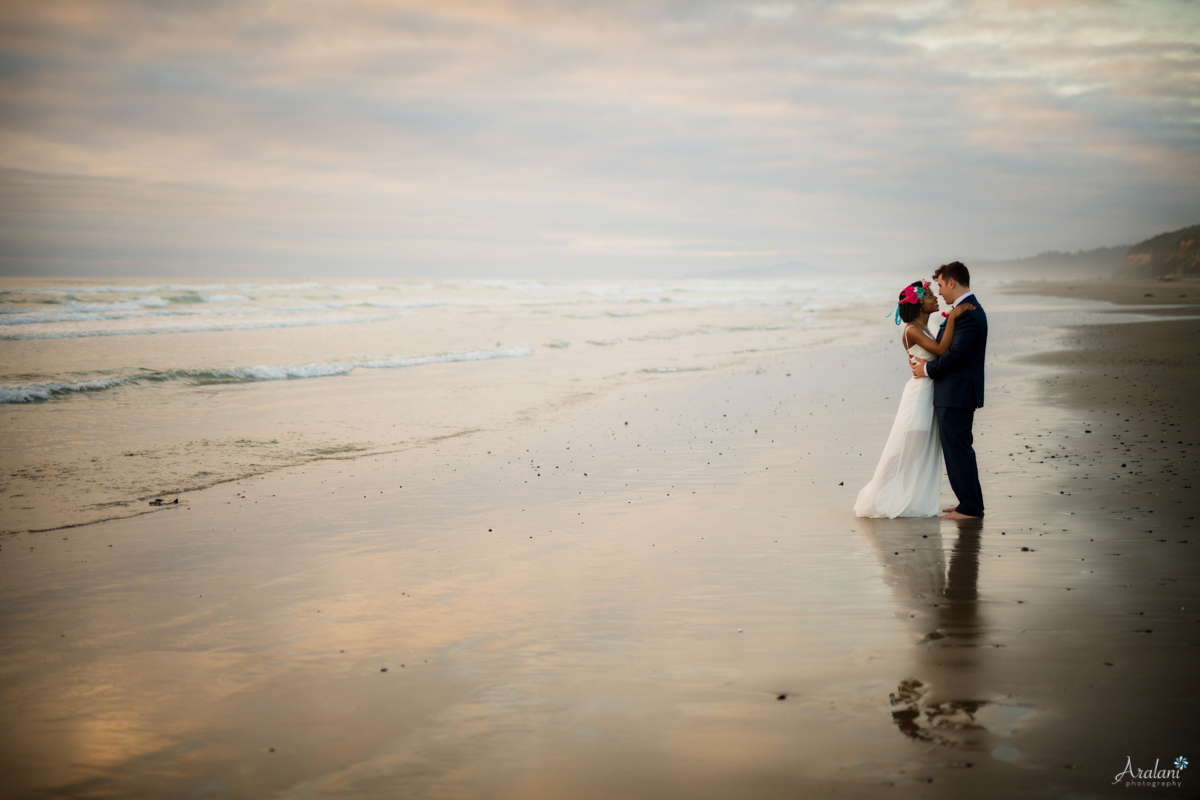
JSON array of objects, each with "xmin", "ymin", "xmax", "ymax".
[{"xmin": 897, "ymin": 281, "xmax": 925, "ymax": 324}]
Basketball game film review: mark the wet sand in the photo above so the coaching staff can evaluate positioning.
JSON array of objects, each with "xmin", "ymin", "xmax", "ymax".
[{"xmin": 1, "ymin": 283, "xmax": 1198, "ymax": 798}]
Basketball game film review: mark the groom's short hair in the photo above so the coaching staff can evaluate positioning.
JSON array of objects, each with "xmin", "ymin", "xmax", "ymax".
[{"xmin": 934, "ymin": 261, "xmax": 970, "ymax": 287}]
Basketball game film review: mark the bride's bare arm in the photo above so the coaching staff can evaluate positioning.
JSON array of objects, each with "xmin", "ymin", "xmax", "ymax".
[{"xmin": 906, "ymin": 304, "xmax": 975, "ymax": 356}]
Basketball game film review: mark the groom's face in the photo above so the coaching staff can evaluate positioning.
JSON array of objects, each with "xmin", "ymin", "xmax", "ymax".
[{"xmin": 936, "ymin": 276, "xmax": 957, "ymax": 303}]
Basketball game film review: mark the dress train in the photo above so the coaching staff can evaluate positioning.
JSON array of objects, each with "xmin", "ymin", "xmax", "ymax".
[{"xmin": 854, "ymin": 340, "xmax": 941, "ymax": 518}]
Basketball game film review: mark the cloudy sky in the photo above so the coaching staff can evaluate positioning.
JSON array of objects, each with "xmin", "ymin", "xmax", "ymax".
[{"xmin": 1, "ymin": 0, "xmax": 1198, "ymax": 278}]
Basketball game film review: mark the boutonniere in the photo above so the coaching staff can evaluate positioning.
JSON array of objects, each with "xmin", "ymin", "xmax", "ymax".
[{"xmin": 939, "ymin": 312, "xmax": 948, "ymax": 328}]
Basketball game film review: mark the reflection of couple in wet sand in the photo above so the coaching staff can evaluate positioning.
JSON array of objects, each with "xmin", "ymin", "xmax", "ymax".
[
  {"xmin": 855, "ymin": 261, "xmax": 987, "ymax": 521},
  {"xmin": 860, "ymin": 518, "xmax": 988, "ymax": 747}
]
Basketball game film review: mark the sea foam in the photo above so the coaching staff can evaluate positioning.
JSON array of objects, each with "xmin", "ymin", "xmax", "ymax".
[
  {"xmin": 0, "ymin": 313, "xmax": 414, "ymax": 340},
  {"xmin": 0, "ymin": 376, "xmax": 135, "ymax": 404},
  {"xmin": 0, "ymin": 347, "xmax": 534, "ymax": 403}
]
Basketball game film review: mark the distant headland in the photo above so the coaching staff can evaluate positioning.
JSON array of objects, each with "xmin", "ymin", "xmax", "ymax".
[
  {"xmin": 1113, "ymin": 223, "xmax": 1200, "ymax": 278},
  {"xmin": 971, "ymin": 223, "xmax": 1200, "ymax": 279}
]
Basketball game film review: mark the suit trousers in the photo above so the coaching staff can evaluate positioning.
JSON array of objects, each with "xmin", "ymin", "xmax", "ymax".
[{"xmin": 936, "ymin": 406, "xmax": 984, "ymax": 517}]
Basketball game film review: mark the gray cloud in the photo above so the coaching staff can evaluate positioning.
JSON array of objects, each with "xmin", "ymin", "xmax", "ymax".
[{"xmin": 1, "ymin": 0, "xmax": 1198, "ymax": 277}]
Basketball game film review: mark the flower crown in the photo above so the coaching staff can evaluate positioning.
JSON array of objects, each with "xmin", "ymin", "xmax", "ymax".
[
  {"xmin": 900, "ymin": 279, "xmax": 932, "ymax": 305},
  {"xmin": 891, "ymin": 279, "xmax": 933, "ymax": 325}
]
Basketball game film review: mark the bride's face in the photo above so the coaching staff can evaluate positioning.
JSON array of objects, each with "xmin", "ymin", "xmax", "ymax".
[{"xmin": 921, "ymin": 291, "xmax": 939, "ymax": 314}]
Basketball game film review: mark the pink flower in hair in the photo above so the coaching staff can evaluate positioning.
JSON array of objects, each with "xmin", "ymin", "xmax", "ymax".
[{"xmin": 901, "ymin": 286, "xmax": 920, "ymax": 304}]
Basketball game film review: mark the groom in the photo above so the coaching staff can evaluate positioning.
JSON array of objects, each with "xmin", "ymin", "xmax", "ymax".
[{"xmin": 909, "ymin": 261, "xmax": 987, "ymax": 520}]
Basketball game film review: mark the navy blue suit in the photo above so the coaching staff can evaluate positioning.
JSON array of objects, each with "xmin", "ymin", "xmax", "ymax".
[{"xmin": 926, "ymin": 295, "xmax": 987, "ymax": 517}]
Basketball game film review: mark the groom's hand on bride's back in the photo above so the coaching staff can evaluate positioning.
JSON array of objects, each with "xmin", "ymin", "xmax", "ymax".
[{"xmin": 909, "ymin": 356, "xmax": 925, "ymax": 380}]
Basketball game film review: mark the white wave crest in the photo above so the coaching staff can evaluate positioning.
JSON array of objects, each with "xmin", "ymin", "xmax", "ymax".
[
  {"xmin": 0, "ymin": 375, "xmax": 134, "ymax": 404},
  {"xmin": 31, "ymin": 282, "xmax": 323, "ymax": 294},
  {"xmin": 1, "ymin": 346, "xmax": 534, "ymax": 403},
  {"xmin": 0, "ymin": 300, "xmax": 154, "ymax": 326},
  {"xmin": 0, "ymin": 313, "xmax": 414, "ymax": 340},
  {"xmin": 134, "ymin": 295, "xmax": 171, "ymax": 307},
  {"xmin": 188, "ymin": 363, "xmax": 358, "ymax": 382}
]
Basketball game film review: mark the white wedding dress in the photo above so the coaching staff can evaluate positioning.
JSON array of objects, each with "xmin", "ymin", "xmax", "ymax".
[{"xmin": 854, "ymin": 328, "xmax": 942, "ymax": 518}]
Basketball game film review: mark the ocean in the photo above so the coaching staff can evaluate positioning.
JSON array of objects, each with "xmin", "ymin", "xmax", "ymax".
[{"xmin": 0, "ymin": 277, "xmax": 890, "ymax": 534}]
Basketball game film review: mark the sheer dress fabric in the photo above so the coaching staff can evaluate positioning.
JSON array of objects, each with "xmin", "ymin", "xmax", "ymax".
[{"xmin": 854, "ymin": 335, "xmax": 942, "ymax": 519}]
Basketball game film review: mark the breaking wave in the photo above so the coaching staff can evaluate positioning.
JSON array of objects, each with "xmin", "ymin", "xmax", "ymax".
[
  {"xmin": 0, "ymin": 313, "xmax": 414, "ymax": 340},
  {"xmin": 0, "ymin": 376, "xmax": 136, "ymax": 404},
  {"xmin": 0, "ymin": 347, "xmax": 534, "ymax": 404}
]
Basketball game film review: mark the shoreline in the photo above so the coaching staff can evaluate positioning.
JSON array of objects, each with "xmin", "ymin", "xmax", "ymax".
[{"xmin": 0, "ymin": 280, "xmax": 1197, "ymax": 798}]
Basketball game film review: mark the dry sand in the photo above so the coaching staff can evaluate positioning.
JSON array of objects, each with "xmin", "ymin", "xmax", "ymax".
[{"xmin": 1, "ymin": 281, "xmax": 1197, "ymax": 798}]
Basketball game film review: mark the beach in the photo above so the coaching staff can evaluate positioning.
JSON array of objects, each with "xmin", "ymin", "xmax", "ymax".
[{"xmin": 1, "ymin": 278, "xmax": 1198, "ymax": 798}]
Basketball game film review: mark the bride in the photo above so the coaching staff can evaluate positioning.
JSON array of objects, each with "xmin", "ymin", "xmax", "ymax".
[{"xmin": 854, "ymin": 280, "xmax": 975, "ymax": 518}]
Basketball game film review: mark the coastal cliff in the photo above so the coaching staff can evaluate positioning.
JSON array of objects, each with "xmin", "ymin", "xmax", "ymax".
[{"xmin": 1116, "ymin": 223, "xmax": 1200, "ymax": 278}]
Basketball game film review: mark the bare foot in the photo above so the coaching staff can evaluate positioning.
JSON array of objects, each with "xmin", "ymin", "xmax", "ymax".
[
  {"xmin": 940, "ymin": 511, "xmax": 981, "ymax": 520},
  {"xmin": 942, "ymin": 506, "xmax": 957, "ymax": 513}
]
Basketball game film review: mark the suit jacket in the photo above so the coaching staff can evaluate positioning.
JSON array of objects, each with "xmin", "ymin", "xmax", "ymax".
[{"xmin": 926, "ymin": 297, "xmax": 987, "ymax": 409}]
